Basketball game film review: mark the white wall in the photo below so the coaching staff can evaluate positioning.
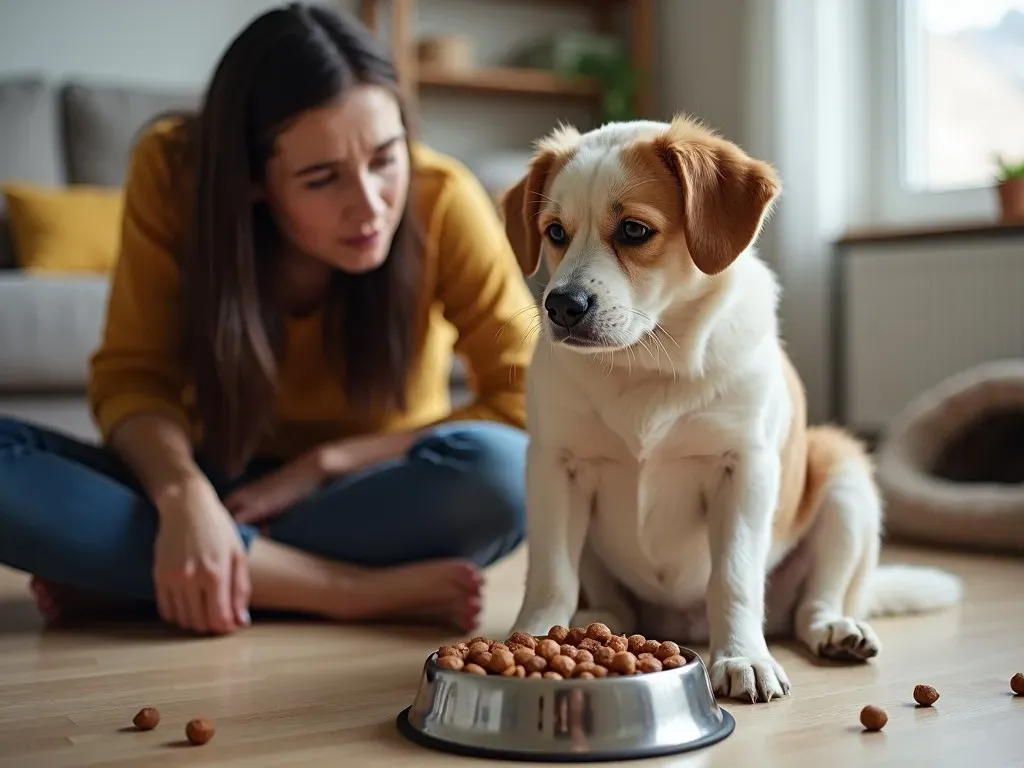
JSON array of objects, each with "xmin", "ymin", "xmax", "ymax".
[
  {"xmin": 656, "ymin": 0, "xmax": 749, "ymax": 139},
  {"xmin": 0, "ymin": 0, "xmax": 291, "ymax": 87},
  {"xmin": 0, "ymin": 0, "xmax": 595, "ymax": 166}
]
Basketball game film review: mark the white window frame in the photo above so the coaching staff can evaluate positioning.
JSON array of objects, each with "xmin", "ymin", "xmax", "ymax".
[{"xmin": 865, "ymin": 0, "xmax": 1000, "ymax": 226}]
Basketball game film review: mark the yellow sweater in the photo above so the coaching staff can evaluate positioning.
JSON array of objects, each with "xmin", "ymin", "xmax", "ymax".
[{"xmin": 88, "ymin": 120, "xmax": 538, "ymax": 461}]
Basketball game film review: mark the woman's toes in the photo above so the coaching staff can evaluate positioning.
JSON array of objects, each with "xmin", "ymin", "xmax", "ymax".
[
  {"xmin": 30, "ymin": 578, "xmax": 58, "ymax": 616},
  {"xmin": 459, "ymin": 594, "xmax": 482, "ymax": 630},
  {"xmin": 447, "ymin": 561, "xmax": 483, "ymax": 594}
]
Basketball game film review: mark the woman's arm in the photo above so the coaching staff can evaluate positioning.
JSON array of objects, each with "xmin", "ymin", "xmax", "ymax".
[
  {"xmin": 89, "ymin": 122, "xmax": 250, "ymax": 635},
  {"xmin": 109, "ymin": 414, "xmax": 210, "ymax": 507},
  {"xmin": 430, "ymin": 162, "xmax": 540, "ymax": 429},
  {"xmin": 88, "ymin": 122, "xmax": 207, "ymax": 502}
]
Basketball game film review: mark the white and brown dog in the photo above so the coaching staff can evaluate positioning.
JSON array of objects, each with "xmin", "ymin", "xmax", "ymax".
[{"xmin": 502, "ymin": 115, "xmax": 962, "ymax": 704}]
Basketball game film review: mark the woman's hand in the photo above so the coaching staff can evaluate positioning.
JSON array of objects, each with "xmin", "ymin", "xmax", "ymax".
[
  {"xmin": 224, "ymin": 451, "xmax": 327, "ymax": 527},
  {"xmin": 153, "ymin": 477, "xmax": 251, "ymax": 635},
  {"xmin": 224, "ymin": 430, "xmax": 423, "ymax": 527}
]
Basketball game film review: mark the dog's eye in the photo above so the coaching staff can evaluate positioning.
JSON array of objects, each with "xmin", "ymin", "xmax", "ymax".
[
  {"xmin": 545, "ymin": 223, "xmax": 568, "ymax": 245},
  {"xmin": 617, "ymin": 220, "xmax": 654, "ymax": 245}
]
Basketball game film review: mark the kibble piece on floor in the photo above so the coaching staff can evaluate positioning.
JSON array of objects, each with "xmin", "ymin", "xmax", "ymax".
[
  {"xmin": 1010, "ymin": 673, "xmax": 1024, "ymax": 695},
  {"xmin": 185, "ymin": 718, "xmax": 215, "ymax": 745},
  {"xmin": 859, "ymin": 705, "xmax": 887, "ymax": 732},
  {"xmin": 913, "ymin": 684, "xmax": 939, "ymax": 706},
  {"xmin": 132, "ymin": 707, "xmax": 160, "ymax": 730}
]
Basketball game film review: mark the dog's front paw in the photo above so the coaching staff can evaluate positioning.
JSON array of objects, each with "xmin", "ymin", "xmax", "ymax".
[
  {"xmin": 709, "ymin": 652, "xmax": 791, "ymax": 703},
  {"xmin": 803, "ymin": 616, "xmax": 881, "ymax": 662}
]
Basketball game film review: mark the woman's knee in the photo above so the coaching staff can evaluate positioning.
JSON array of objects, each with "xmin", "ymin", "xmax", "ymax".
[
  {"xmin": 413, "ymin": 421, "xmax": 529, "ymax": 557},
  {"xmin": 416, "ymin": 420, "xmax": 527, "ymax": 472},
  {"xmin": 0, "ymin": 417, "xmax": 44, "ymax": 459}
]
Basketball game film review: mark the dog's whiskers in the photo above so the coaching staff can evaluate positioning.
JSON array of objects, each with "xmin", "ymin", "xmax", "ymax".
[
  {"xmin": 652, "ymin": 323, "xmax": 680, "ymax": 349},
  {"xmin": 495, "ymin": 304, "xmax": 541, "ymax": 341},
  {"xmin": 515, "ymin": 320, "xmax": 543, "ymax": 356},
  {"xmin": 625, "ymin": 309, "xmax": 682, "ymax": 369},
  {"xmin": 648, "ymin": 331, "xmax": 677, "ymax": 380},
  {"xmin": 635, "ymin": 335, "xmax": 661, "ymax": 376},
  {"xmin": 503, "ymin": 317, "xmax": 542, "ymax": 388}
]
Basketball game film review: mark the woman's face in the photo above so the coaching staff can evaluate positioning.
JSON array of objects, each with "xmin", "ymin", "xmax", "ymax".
[{"xmin": 261, "ymin": 84, "xmax": 410, "ymax": 275}]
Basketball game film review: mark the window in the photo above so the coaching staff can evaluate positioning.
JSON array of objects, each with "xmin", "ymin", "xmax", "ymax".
[
  {"xmin": 907, "ymin": 0, "xmax": 1024, "ymax": 191},
  {"xmin": 868, "ymin": 0, "xmax": 1024, "ymax": 224}
]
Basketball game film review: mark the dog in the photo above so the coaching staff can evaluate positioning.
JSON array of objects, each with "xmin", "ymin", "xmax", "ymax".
[{"xmin": 501, "ymin": 115, "xmax": 963, "ymax": 704}]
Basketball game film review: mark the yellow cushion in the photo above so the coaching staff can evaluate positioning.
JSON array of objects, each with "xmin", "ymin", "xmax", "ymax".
[{"xmin": 2, "ymin": 181, "xmax": 124, "ymax": 274}]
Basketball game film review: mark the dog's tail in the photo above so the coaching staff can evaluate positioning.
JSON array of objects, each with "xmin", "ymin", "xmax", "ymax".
[{"xmin": 866, "ymin": 565, "xmax": 963, "ymax": 617}]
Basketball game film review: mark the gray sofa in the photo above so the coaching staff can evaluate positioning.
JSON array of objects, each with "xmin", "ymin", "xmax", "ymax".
[
  {"xmin": 0, "ymin": 76, "xmax": 197, "ymax": 440},
  {"xmin": 0, "ymin": 75, "xmax": 472, "ymax": 443}
]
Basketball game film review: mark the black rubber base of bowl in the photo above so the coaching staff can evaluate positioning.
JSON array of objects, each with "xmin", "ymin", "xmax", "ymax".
[{"xmin": 395, "ymin": 707, "xmax": 735, "ymax": 763}]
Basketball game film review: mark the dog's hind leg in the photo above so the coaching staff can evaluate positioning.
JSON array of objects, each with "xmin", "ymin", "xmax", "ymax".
[{"xmin": 793, "ymin": 427, "xmax": 883, "ymax": 662}]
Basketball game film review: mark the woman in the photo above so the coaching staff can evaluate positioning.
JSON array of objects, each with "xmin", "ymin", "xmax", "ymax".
[{"xmin": 0, "ymin": 3, "xmax": 538, "ymax": 636}]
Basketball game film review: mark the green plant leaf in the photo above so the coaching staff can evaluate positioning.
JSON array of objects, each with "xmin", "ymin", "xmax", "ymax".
[
  {"xmin": 995, "ymin": 154, "xmax": 1024, "ymax": 182},
  {"xmin": 511, "ymin": 33, "xmax": 640, "ymax": 123}
]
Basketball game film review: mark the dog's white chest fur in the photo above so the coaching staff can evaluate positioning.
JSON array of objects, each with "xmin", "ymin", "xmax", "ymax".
[
  {"xmin": 539, "ymin": 362, "xmax": 735, "ymax": 609},
  {"xmin": 582, "ymin": 449, "xmax": 723, "ymax": 607}
]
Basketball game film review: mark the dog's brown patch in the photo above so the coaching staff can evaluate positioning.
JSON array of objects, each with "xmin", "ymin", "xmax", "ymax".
[
  {"xmin": 614, "ymin": 142, "xmax": 690, "ymax": 287},
  {"xmin": 772, "ymin": 352, "xmax": 811, "ymax": 546},
  {"xmin": 772, "ymin": 350, "xmax": 873, "ymax": 548},
  {"xmin": 650, "ymin": 115, "xmax": 781, "ymax": 276},
  {"xmin": 500, "ymin": 125, "xmax": 581, "ymax": 277}
]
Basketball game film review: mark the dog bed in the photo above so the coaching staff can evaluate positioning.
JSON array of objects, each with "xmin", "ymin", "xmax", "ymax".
[{"xmin": 875, "ymin": 359, "xmax": 1024, "ymax": 554}]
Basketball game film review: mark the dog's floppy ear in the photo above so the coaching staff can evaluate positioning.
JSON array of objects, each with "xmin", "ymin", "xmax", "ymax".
[
  {"xmin": 499, "ymin": 172, "xmax": 535, "ymax": 277},
  {"xmin": 500, "ymin": 127, "xmax": 580, "ymax": 277},
  {"xmin": 655, "ymin": 117, "xmax": 781, "ymax": 276},
  {"xmin": 499, "ymin": 153, "xmax": 558, "ymax": 278}
]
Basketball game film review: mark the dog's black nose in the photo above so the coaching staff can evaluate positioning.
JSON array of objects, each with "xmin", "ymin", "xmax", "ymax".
[{"xmin": 545, "ymin": 288, "xmax": 593, "ymax": 328}]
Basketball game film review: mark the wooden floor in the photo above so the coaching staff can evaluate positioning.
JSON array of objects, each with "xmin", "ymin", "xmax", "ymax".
[{"xmin": 0, "ymin": 544, "xmax": 1020, "ymax": 767}]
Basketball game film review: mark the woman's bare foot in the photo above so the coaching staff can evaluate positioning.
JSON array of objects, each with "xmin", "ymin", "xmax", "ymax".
[
  {"xmin": 30, "ymin": 577, "xmax": 61, "ymax": 623},
  {"xmin": 392, "ymin": 561, "xmax": 484, "ymax": 633},
  {"xmin": 31, "ymin": 550, "xmax": 486, "ymax": 633},
  {"xmin": 247, "ymin": 538, "xmax": 487, "ymax": 632},
  {"xmin": 327, "ymin": 559, "xmax": 484, "ymax": 633},
  {"xmin": 28, "ymin": 577, "xmax": 128, "ymax": 625}
]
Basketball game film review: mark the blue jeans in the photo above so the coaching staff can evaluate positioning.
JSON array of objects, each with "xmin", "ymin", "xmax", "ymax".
[{"xmin": 0, "ymin": 417, "xmax": 527, "ymax": 603}]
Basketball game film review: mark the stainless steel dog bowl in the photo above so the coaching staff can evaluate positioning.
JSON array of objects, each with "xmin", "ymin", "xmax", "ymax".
[{"xmin": 396, "ymin": 648, "xmax": 735, "ymax": 762}]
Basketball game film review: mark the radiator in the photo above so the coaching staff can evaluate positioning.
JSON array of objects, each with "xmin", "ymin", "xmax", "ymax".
[{"xmin": 835, "ymin": 233, "xmax": 1024, "ymax": 437}]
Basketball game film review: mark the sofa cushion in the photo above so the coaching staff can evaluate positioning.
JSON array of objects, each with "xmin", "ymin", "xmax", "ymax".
[
  {"xmin": 0, "ymin": 274, "xmax": 110, "ymax": 391},
  {"xmin": 0, "ymin": 77, "xmax": 65, "ymax": 269},
  {"xmin": 62, "ymin": 81, "xmax": 198, "ymax": 186},
  {"xmin": 2, "ymin": 181, "xmax": 124, "ymax": 273}
]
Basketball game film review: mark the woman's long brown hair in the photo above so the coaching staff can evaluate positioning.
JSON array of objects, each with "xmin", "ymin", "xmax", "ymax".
[{"xmin": 174, "ymin": 3, "xmax": 421, "ymax": 475}]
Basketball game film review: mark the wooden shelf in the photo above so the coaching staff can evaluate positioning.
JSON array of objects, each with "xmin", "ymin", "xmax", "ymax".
[
  {"xmin": 361, "ymin": 0, "xmax": 655, "ymax": 114},
  {"xmin": 415, "ymin": 65, "xmax": 601, "ymax": 99}
]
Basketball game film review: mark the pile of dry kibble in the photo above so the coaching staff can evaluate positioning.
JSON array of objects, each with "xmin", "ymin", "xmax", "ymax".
[{"xmin": 434, "ymin": 623, "xmax": 692, "ymax": 680}]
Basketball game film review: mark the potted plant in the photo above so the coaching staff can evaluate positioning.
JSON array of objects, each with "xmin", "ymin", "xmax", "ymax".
[
  {"xmin": 995, "ymin": 155, "xmax": 1024, "ymax": 222},
  {"xmin": 509, "ymin": 33, "xmax": 642, "ymax": 124}
]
